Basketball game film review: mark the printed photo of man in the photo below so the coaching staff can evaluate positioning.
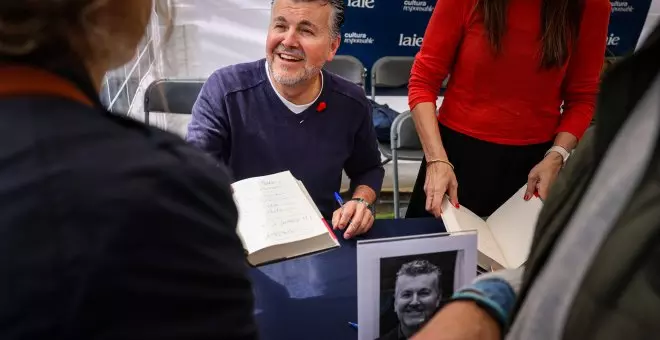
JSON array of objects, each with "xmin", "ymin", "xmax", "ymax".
[{"xmin": 378, "ymin": 259, "xmax": 442, "ymax": 340}]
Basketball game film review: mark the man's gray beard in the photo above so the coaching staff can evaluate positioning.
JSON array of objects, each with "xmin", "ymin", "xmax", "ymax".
[{"xmin": 270, "ymin": 62, "xmax": 321, "ymax": 86}]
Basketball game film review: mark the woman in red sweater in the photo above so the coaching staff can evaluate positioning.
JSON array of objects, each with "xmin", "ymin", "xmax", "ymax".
[{"xmin": 406, "ymin": 0, "xmax": 611, "ymax": 218}]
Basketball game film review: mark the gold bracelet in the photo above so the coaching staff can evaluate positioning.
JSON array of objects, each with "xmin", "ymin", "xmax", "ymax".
[{"xmin": 426, "ymin": 159, "xmax": 454, "ymax": 170}]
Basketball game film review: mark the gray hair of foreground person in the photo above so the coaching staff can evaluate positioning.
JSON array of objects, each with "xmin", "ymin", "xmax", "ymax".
[{"xmin": 0, "ymin": 1, "xmax": 173, "ymax": 78}]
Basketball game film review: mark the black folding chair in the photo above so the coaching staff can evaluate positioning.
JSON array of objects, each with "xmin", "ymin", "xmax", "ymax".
[
  {"xmin": 370, "ymin": 56, "xmax": 415, "ymax": 99},
  {"xmin": 323, "ymin": 55, "xmax": 367, "ymax": 91},
  {"xmin": 143, "ymin": 78, "xmax": 206, "ymax": 125},
  {"xmin": 381, "ymin": 111, "xmax": 424, "ymax": 218}
]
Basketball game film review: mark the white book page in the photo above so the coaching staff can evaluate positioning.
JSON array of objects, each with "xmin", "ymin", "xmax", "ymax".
[
  {"xmin": 441, "ymin": 198, "xmax": 508, "ymax": 267},
  {"xmin": 486, "ymin": 185, "xmax": 543, "ymax": 268},
  {"xmin": 231, "ymin": 171, "xmax": 327, "ymax": 253}
]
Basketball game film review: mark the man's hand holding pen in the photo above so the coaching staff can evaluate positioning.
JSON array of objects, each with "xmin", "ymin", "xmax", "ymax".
[{"xmin": 332, "ymin": 192, "xmax": 375, "ymax": 239}]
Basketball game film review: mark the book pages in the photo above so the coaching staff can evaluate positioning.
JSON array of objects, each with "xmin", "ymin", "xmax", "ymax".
[
  {"xmin": 441, "ymin": 198, "xmax": 508, "ymax": 268},
  {"xmin": 485, "ymin": 185, "xmax": 543, "ymax": 268},
  {"xmin": 231, "ymin": 171, "xmax": 328, "ymax": 253}
]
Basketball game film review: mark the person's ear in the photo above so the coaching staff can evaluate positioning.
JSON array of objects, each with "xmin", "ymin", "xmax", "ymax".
[
  {"xmin": 327, "ymin": 36, "xmax": 340, "ymax": 62},
  {"xmin": 393, "ymin": 292, "xmax": 398, "ymax": 312}
]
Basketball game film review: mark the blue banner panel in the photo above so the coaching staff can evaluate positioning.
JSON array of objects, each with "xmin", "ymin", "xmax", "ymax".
[
  {"xmin": 337, "ymin": 0, "xmax": 653, "ymax": 85},
  {"xmin": 607, "ymin": 0, "xmax": 653, "ymax": 57},
  {"xmin": 339, "ymin": 0, "xmax": 435, "ymax": 74}
]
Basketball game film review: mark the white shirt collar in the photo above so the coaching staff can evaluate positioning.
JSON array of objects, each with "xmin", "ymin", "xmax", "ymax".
[{"xmin": 264, "ymin": 60, "xmax": 323, "ymax": 114}]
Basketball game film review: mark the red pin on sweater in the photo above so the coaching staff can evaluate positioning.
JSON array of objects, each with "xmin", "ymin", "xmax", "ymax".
[{"xmin": 316, "ymin": 101, "xmax": 327, "ymax": 112}]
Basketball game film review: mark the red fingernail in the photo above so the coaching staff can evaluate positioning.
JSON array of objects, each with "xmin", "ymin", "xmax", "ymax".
[
  {"xmin": 524, "ymin": 194, "xmax": 530, "ymax": 200},
  {"xmin": 534, "ymin": 191, "xmax": 540, "ymax": 198},
  {"xmin": 455, "ymin": 203, "xmax": 460, "ymax": 208}
]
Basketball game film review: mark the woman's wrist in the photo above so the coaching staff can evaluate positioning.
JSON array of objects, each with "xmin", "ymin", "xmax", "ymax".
[
  {"xmin": 545, "ymin": 145, "xmax": 570, "ymax": 165},
  {"xmin": 426, "ymin": 158, "xmax": 454, "ymax": 170},
  {"xmin": 423, "ymin": 147, "xmax": 449, "ymax": 164},
  {"xmin": 423, "ymin": 148, "xmax": 448, "ymax": 161},
  {"xmin": 552, "ymin": 132, "xmax": 578, "ymax": 157}
]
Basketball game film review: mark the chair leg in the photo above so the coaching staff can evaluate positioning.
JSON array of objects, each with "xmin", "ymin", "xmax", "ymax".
[
  {"xmin": 145, "ymin": 111, "xmax": 150, "ymax": 125},
  {"xmin": 390, "ymin": 120, "xmax": 400, "ymax": 219},
  {"xmin": 393, "ymin": 149, "xmax": 400, "ymax": 219}
]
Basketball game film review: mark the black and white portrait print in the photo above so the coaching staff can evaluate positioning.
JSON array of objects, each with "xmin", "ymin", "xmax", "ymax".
[
  {"xmin": 356, "ymin": 232, "xmax": 477, "ymax": 340},
  {"xmin": 377, "ymin": 251, "xmax": 457, "ymax": 340}
]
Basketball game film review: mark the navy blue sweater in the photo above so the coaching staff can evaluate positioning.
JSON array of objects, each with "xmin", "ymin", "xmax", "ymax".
[{"xmin": 187, "ymin": 59, "xmax": 384, "ymax": 218}]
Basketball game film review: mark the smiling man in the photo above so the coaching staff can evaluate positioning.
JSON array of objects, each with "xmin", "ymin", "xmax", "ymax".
[
  {"xmin": 381, "ymin": 260, "xmax": 442, "ymax": 340},
  {"xmin": 186, "ymin": 0, "xmax": 384, "ymax": 239}
]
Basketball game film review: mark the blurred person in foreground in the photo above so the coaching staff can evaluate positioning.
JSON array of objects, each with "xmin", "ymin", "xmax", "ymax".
[
  {"xmin": 411, "ymin": 22, "xmax": 660, "ymax": 340},
  {"xmin": 406, "ymin": 0, "xmax": 611, "ymax": 218},
  {"xmin": 0, "ymin": 1, "xmax": 256, "ymax": 339},
  {"xmin": 186, "ymin": 0, "xmax": 384, "ymax": 239}
]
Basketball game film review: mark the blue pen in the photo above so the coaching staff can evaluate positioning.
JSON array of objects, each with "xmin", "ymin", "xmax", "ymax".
[
  {"xmin": 348, "ymin": 322, "xmax": 358, "ymax": 330},
  {"xmin": 334, "ymin": 192, "xmax": 344, "ymax": 207}
]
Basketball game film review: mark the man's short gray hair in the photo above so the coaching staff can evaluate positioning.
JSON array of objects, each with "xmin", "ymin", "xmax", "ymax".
[
  {"xmin": 270, "ymin": 0, "xmax": 345, "ymax": 39},
  {"xmin": 396, "ymin": 260, "xmax": 441, "ymax": 283}
]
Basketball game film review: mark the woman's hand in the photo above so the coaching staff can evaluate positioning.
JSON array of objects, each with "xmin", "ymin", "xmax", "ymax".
[
  {"xmin": 525, "ymin": 152, "xmax": 563, "ymax": 200},
  {"xmin": 424, "ymin": 162, "xmax": 459, "ymax": 217}
]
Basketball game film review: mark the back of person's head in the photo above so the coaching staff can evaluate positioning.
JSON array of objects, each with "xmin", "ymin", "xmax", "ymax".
[{"xmin": 0, "ymin": 1, "xmax": 161, "ymax": 80}]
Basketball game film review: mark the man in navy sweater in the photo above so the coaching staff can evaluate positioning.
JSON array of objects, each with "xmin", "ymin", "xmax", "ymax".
[{"xmin": 186, "ymin": 0, "xmax": 384, "ymax": 239}]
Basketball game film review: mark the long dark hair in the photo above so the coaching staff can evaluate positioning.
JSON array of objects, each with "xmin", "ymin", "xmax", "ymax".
[{"xmin": 476, "ymin": 0, "xmax": 585, "ymax": 69}]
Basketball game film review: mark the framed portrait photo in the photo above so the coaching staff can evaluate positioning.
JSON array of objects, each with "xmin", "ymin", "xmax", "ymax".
[{"xmin": 356, "ymin": 232, "xmax": 477, "ymax": 340}]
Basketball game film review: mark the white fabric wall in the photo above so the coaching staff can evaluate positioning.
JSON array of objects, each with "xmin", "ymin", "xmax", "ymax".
[
  {"xmin": 166, "ymin": 0, "xmax": 272, "ymax": 78},
  {"xmin": 138, "ymin": 0, "xmax": 274, "ymax": 134}
]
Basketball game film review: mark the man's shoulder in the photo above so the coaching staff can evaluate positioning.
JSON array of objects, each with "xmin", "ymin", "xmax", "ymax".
[
  {"xmin": 38, "ymin": 108, "xmax": 235, "ymax": 208},
  {"xmin": 208, "ymin": 59, "xmax": 268, "ymax": 96},
  {"xmin": 61, "ymin": 121, "xmax": 238, "ymax": 237},
  {"xmin": 324, "ymin": 70, "xmax": 370, "ymax": 110},
  {"xmin": 105, "ymin": 115, "xmax": 235, "ymax": 193},
  {"xmin": 0, "ymin": 104, "xmax": 240, "ymax": 241}
]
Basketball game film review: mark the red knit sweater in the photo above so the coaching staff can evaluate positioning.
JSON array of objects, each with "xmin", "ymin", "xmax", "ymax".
[{"xmin": 408, "ymin": 0, "xmax": 611, "ymax": 145}]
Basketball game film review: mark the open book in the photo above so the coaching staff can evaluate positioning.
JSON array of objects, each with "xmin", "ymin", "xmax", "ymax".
[
  {"xmin": 231, "ymin": 171, "xmax": 340, "ymax": 266},
  {"xmin": 440, "ymin": 185, "xmax": 543, "ymax": 270}
]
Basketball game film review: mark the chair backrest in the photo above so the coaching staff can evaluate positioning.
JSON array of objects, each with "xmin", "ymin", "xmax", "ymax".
[
  {"xmin": 143, "ymin": 79, "xmax": 205, "ymax": 124},
  {"xmin": 371, "ymin": 56, "xmax": 414, "ymax": 98},
  {"xmin": 323, "ymin": 55, "xmax": 366, "ymax": 87},
  {"xmin": 391, "ymin": 111, "xmax": 422, "ymax": 149}
]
